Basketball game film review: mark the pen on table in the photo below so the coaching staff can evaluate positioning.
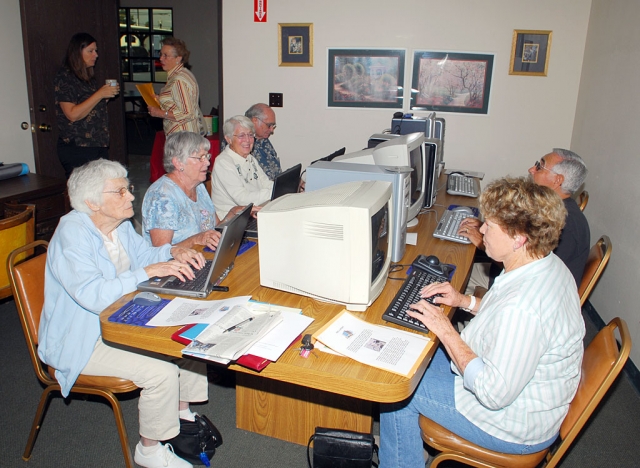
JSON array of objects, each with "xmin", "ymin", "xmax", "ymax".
[{"xmin": 222, "ymin": 317, "xmax": 254, "ymax": 333}]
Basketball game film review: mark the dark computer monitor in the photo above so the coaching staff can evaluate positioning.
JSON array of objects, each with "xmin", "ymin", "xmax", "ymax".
[{"xmin": 310, "ymin": 147, "xmax": 346, "ymax": 165}]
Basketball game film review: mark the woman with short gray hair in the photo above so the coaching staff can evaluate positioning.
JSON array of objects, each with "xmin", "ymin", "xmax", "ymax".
[
  {"xmin": 142, "ymin": 131, "xmax": 249, "ymax": 249},
  {"xmin": 211, "ymin": 115, "xmax": 274, "ymax": 219}
]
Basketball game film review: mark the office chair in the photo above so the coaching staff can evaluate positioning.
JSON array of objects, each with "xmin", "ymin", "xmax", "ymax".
[
  {"xmin": 0, "ymin": 203, "xmax": 35, "ymax": 299},
  {"xmin": 7, "ymin": 241, "xmax": 137, "ymax": 468},
  {"xmin": 578, "ymin": 235, "xmax": 612, "ymax": 307},
  {"xmin": 419, "ymin": 316, "xmax": 631, "ymax": 468},
  {"xmin": 577, "ymin": 190, "xmax": 589, "ymax": 212}
]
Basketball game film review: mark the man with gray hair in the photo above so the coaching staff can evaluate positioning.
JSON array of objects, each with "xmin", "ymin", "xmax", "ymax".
[
  {"xmin": 245, "ymin": 103, "xmax": 281, "ymax": 180},
  {"xmin": 461, "ymin": 148, "xmax": 590, "ymax": 289},
  {"xmin": 526, "ymin": 148, "xmax": 590, "ymax": 283}
]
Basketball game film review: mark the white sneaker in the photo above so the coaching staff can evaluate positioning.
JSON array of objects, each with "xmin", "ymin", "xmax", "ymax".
[{"xmin": 134, "ymin": 442, "xmax": 193, "ymax": 468}]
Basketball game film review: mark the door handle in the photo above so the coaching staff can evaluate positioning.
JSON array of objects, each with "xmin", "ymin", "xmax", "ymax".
[{"xmin": 38, "ymin": 124, "xmax": 52, "ymax": 132}]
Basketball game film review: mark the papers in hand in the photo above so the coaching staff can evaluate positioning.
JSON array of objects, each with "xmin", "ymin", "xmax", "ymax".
[
  {"xmin": 182, "ymin": 304, "xmax": 283, "ymax": 364},
  {"xmin": 314, "ymin": 311, "xmax": 431, "ymax": 377},
  {"xmin": 135, "ymin": 83, "xmax": 161, "ymax": 108}
]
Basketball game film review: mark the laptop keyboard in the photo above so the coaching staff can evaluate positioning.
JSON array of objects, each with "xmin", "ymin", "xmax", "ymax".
[
  {"xmin": 245, "ymin": 217, "xmax": 258, "ymax": 233},
  {"xmin": 168, "ymin": 260, "xmax": 213, "ymax": 291}
]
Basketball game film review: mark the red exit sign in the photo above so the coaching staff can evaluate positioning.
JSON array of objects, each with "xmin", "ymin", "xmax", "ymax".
[{"xmin": 254, "ymin": 0, "xmax": 267, "ymax": 22}]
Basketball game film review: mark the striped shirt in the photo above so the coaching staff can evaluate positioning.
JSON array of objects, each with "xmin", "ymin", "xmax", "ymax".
[
  {"xmin": 159, "ymin": 64, "xmax": 206, "ymax": 135},
  {"xmin": 454, "ymin": 253, "xmax": 584, "ymax": 444}
]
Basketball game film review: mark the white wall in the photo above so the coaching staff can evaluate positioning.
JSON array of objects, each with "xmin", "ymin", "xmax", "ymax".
[
  {"xmin": 120, "ymin": 0, "xmax": 219, "ymax": 114},
  {"xmin": 571, "ymin": 0, "xmax": 640, "ymax": 363},
  {"xmin": 0, "ymin": 0, "xmax": 35, "ymax": 169},
  {"xmin": 223, "ymin": 0, "xmax": 591, "ymax": 184}
]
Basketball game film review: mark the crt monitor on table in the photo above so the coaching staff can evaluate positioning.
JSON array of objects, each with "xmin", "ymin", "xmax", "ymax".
[
  {"xmin": 333, "ymin": 132, "xmax": 427, "ymax": 224},
  {"xmin": 258, "ymin": 180, "xmax": 393, "ymax": 312}
]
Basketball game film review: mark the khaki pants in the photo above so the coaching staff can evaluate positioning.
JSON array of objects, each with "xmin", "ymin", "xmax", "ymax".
[
  {"xmin": 464, "ymin": 262, "xmax": 492, "ymax": 295},
  {"xmin": 82, "ymin": 339, "xmax": 208, "ymax": 440}
]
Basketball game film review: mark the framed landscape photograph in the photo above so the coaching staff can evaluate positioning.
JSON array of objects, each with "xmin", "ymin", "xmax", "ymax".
[
  {"xmin": 509, "ymin": 30, "xmax": 552, "ymax": 76},
  {"xmin": 410, "ymin": 51, "xmax": 494, "ymax": 114},
  {"xmin": 328, "ymin": 48, "xmax": 405, "ymax": 108},
  {"xmin": 278, "ymin": 23, "xmax": 313, "ymax": 67}
]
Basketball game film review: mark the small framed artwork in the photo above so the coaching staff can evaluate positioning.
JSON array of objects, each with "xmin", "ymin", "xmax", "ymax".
[
  {"xmin": 328, "ymin": 48, "xmax": 405, "ymax": 108},
  {"xmin": 509, "ymin": 30, "xmax": 552, "ymax": 76},
  {"xmin": 410, "ymin": 51, "xmax": 494, "ymax": 114},
  {"xmin": 278, "ymin": 23, "xmax": 313, "ymax": 67}
]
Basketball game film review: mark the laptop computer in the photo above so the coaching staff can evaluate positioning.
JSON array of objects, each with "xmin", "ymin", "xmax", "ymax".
[
  {"xmin": 245, "ymin": 163, "xmax": 302, "ymax": 238},
  {"xmin": 137, "ymin": 203, "xmax": 253, "ymax": 298}
]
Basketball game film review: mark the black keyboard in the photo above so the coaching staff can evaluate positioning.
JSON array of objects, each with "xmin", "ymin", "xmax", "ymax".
[
  {"xmin": 170, "ymin": 260, "xmax": 213, "ymax": 291},
  {"xmin": 382, "ymin": 268, "xmax": 447, "ymax": 333}
]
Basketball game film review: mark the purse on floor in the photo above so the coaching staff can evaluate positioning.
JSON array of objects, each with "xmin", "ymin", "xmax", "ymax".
[
  {"xmin": 307, "ymin": 427, "xmax": 378, "ymax": 468},
  {"xmin": 163, "ymin": 414, "xmax": 223, "ymax": 467}
]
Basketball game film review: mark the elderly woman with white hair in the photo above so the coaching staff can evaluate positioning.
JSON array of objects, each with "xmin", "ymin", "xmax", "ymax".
[
  {"xmin": 210, "ymin": 115, "xmax": 274, "ymax": 219},
  {"xmin": 38, "ymin": 159, "xmax": 210, "ymax": 468},
  {"xmin": 142, "ymin": 131, "xmax": 250, "ymax": 250}
]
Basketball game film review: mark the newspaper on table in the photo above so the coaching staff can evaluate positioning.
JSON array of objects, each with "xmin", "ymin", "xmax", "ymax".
[
  {"xmin": 182, "ymin": 304, "xmax": 283, "ymax": 364},
  {"xmin": 313, "ymin": 310, "xmax": 431, "ymax": 377}
]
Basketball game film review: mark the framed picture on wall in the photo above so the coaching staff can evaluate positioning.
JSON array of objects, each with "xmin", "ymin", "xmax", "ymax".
[
  {"xmin": 278, "ymin": 23, "xmax": 313, "ymax": 67},
  {"xmin": 509, "ymin": 30, "xmax": 552, "ymax": 76},
  {"xmin": 410, "ymin": 51, "xmax": 494, "ymax": 114},
  {"xmin": 328, "ymin": 49, "xmax": 405, "ymax": 108}
]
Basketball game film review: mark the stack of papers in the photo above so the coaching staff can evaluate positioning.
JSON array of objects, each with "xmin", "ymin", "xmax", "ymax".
[{"xmin": 146, "ymin": 297, "xmax": 313, "ymax": 366}]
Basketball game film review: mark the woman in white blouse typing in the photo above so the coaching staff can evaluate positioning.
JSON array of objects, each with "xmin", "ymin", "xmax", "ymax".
[
  {"xmin": 210, "ymin": 116, "xmax": 273, "ymax": 219},
  {"xmin": 379, "ymin": 177, "xmax": 585, "ymax": 467}
]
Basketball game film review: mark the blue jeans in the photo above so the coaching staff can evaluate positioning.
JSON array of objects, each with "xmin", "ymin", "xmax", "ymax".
[{"xmin": 379, "ymin": 348, "xmax": 555, "ymax": 467}]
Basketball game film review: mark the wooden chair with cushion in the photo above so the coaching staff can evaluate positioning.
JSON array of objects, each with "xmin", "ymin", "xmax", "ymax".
[
  {"xmin": 0, "ymin": 203, "xmax": 35, "ymax": 299},
  {"xmin": 419, "ymin": 316, "xmax": 631, "ymax": 468},
  {"xmin": 578, "ymin": 235, "xmax": 612, "ymax": 307},
  {"xmin": 577, "ymin": 190, "xmax": 589, "ymax": 212},
  {"xmin": 7, "ymin": 241, "xmax": 137, "ymax": 468}
]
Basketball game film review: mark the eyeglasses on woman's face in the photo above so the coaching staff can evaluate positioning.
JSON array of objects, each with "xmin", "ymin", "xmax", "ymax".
[
  {"xmin": 103, "ymin": 184, "xmax": 134, "ymax": 197},
  {"xmin": 189, "ymin": 152, "xmax": 211, "ymax": 163},
  {"xmin": 233, "ymin": 133, "xmax": 255, "ymax": 140}
]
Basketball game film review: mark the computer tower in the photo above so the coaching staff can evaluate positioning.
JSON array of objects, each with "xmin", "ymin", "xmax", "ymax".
[{"xmin": 391, "ymin": 117, "xmax": 433, "ymax": 138}]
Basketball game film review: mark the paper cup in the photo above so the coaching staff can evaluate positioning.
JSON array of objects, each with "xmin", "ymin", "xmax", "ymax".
[{"xmin": 203, "ymin": 115, "xmax": 213, "ymax": 135}]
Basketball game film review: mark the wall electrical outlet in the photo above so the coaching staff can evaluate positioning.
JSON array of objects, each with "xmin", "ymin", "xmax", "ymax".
[{"xmin": 269, "ymin": 93, "xmax": 283, "ymax": 107}]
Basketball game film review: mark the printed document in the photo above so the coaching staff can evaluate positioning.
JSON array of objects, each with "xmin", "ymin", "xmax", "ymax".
[
  {"xmin": 314, "ymin": 311, "xmax": 431, "ymax": 377},
  {"xmin": 145, "ymin": 296, "xmax": 251, "ymax": 327}
]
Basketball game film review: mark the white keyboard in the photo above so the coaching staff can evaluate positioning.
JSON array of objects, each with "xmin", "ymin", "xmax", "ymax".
[
  {"xmin": 433, "ymin": 209, "xmax": 473, "ymax": 244},
  {"xmin": 447, "ymin": 173, "xmax": 480, "ymax": 198}
]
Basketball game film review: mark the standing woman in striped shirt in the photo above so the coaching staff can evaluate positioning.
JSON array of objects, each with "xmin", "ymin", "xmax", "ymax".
[
  {"xmin": 380, "ymin": 177, "xmax": 585, "ymax": 467},
  {"xmin": 149, "ymin": 37, "xmax": 206, "ymax": 136}
]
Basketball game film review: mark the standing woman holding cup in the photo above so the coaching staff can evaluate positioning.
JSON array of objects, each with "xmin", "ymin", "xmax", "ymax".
[
  {"xmin": 148, "ymin": 37, "xmax": 206, "ymax": 136},
  {"xmin": 54, "ymin": 33, "xmax": 119, "ymax": 178}
]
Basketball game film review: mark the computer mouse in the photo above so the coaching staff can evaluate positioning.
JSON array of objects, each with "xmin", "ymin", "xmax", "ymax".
[
  {"xmin": 452, "ymin": 206, "xmax": 474, "ymax": 216},
  {"xmin": 133, "ymin": 292, "xmax": 162, "ymax": 306}
]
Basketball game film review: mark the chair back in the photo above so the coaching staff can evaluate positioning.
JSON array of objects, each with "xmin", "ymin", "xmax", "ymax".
[
  {"xmin": 546, "ymin": 317, "xmax": 631, "ymax": 468},
  {"xmin": 0, "ymin": 204, "xmax": 35, "ymax": 298},
  {"xmin": 578, "ymin": 235, "xmax": 612, "ymax": 306},
  {"xmin": 577, "ymin": 190, "xmax": 589, "ymax": 212},
  {"xmin": 7, "ymin": 241, "xmax": 50, "ymax": 382}
]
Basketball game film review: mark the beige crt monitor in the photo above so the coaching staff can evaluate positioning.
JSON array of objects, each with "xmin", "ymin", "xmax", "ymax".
[{"xmin": 258, "ymin": 180, "xmax": 393, "ymax": 312}]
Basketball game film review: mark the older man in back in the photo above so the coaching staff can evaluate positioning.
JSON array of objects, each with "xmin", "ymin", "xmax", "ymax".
[
  {"xmin": 462, "ymin": 148, "xmax": 590, "ymax": 289},
  {"xmin": 245, "ymin": 103, "xmax": 281, "ymax": 180}
]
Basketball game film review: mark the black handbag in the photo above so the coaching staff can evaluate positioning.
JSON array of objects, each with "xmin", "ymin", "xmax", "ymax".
[
  {"xmin": 162, "ymin": 414, "xmax": 223, "ymax": 467},
  {"xmin": 307, "ymin": 427, "xmax": 378, "ymax": 468}
]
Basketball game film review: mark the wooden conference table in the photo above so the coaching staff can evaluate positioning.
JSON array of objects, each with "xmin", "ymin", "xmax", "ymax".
[{"xmin": 100, "ymin": 186, "xmax": 477, "ymax": 445}]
